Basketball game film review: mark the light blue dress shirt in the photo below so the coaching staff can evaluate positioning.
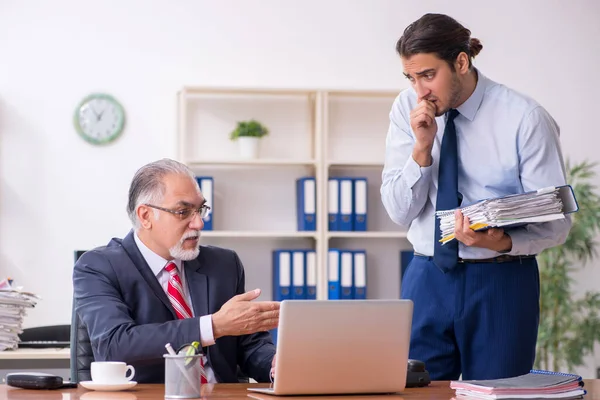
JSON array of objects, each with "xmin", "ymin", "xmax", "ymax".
[{"xmin": 381, "ymin": 69, "xmax": 572, "ymax": 259}]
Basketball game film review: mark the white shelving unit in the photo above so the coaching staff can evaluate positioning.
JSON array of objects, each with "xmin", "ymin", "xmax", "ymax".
[{"xmin": 177, "ymin": 87, "xmax": 413, "ymax": 301}]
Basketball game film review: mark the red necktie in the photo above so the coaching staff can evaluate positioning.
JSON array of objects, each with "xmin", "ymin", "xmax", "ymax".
[
  {"xmin": 165, "ymin": 262, "xmax": 193, "ymax": 319},
  {"xmin": 164, "ymin": 262, "xmax": 208, "ymax": 384}
]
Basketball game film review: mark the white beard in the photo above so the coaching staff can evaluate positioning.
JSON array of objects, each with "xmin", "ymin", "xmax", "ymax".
[{"xmin": 169, "ymin": 230, "xmax": 201, "ymax": 261}]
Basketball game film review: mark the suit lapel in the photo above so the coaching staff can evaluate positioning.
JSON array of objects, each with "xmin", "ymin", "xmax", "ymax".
[
  {"xmin": 123, "ymin": 235, "xmax": 228, "ymax": 378},
  {"xmin": 121, "ymin": 231, "xmax": 177, "ymax": 319},
  {"xmin": 183, "ymin": 257, "xmax": 208, "ymax": 318},
  {"xmin": 184, "ymin": 254, "xmax": 234, "ymax": 383}
]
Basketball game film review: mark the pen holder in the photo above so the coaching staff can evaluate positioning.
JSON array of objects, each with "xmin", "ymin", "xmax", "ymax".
[{"xmin": 164, "ymin": 353, "xmax": 203, "ymax": 399}]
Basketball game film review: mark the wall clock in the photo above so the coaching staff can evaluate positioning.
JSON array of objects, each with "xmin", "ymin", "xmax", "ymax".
[{"xmin": 74, "ymin": 93, "xmax": 126, "ymax": 145}]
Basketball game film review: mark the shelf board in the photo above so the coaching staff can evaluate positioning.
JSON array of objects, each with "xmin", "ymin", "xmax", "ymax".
[
  {"xmin": 187, "ymin": 159, "xmax": 316, "ymax": 167},
  {"xmin": 328, "ymin": 231, "xmax": 408, "ymax": 239},
  {"xmin": 202, "ymin": 231, "xmax": 317, "ymax": 238},
  {"xmin": 180, "ymin": 87, "xmax": 401, "ymax": 98},
  {"xmin": 326, "ymin": 89, "xmax": 400, "ymax": 98},
  {"xmin": 181, "ymin": 87, "xmax": 315, "ymax": 97},
  {"xmin": 328, "ymin": 161, "xmax": 384, "ymax": 168}
]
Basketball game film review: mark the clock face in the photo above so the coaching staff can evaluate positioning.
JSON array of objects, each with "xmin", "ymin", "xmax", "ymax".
[{"xmin": 74, "ymin": 93, "xmax": 125, "ymax": 145}]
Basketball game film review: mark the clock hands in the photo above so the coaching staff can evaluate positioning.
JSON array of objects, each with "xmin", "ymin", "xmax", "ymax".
[
  {"xmin": 90, "ymin": 106, "xmax": 107, "ymax": 122},
  {"xmin": 97, "ymin": 108, "xmax": 106, "ymax": 122},
  {"xmin": 90, "ymin": 106, "xmax": 100, "ymax": 119}
]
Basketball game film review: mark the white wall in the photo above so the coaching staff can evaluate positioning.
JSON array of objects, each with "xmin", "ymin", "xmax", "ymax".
[{"xmin": 1, "ymin": 0, "xmax": 599, "ymax": 377}]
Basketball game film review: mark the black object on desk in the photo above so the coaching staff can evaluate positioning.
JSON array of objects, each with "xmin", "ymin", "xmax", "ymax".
[
  {"xmin": 6, "ymin": 373, "xmax": 77, "ymax": 390},
  {"xmin": 18, "ymin": 341, "xmax": 70, "ymax": 349},
  {"xmin": 406, "ymin": 359, "xmax": 431, "ymax": 388},
  {"xmin": 18, "ymin": 324, "xmax": 70, "ymax": 349}
]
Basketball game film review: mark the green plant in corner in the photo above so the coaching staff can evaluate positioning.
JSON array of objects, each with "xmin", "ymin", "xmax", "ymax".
[
  {"xmin": 229, "ymin": 120, "xmax": 269, "ymax": 141},
  {"xmin": 535, "ymin": 160, "xmax": 600, "ymax": 372}
]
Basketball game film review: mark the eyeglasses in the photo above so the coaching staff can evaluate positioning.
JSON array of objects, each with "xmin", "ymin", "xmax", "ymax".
[{"xmin": 145, "ymin": 204, "xmax": 211, "ymax": 221}]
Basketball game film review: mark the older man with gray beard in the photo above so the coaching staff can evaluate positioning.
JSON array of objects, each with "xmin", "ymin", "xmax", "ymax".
[{"xmin": 73, "ymin": 158, "xmax": 278, "ymax": 384}]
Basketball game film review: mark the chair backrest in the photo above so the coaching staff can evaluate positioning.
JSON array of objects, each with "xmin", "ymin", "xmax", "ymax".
[
  {"xmin": 71, "ymin": 250, "xmax": 94, "ymax": 383},
  {"xmin": 70, "ymin": 297, "xmax": 94, "ymax": 383}
]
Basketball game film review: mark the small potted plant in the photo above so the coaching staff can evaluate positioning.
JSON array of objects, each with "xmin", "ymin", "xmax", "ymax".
[{"xmin": 229, "ymin": 119, "xmax": 269, "ymax": 159}]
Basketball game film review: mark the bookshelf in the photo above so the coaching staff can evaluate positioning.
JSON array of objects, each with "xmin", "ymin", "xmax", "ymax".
[{"xmin": 177, "ymin": 87, "xmax": 413, "ymax": 301}]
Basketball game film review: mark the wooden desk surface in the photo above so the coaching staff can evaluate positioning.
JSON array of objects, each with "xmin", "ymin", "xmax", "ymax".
[
  {"xmin": 0, "ymin": 349, "xmax": 70, "ymax": 360},
  {"xmin": 0, "ymin": 380, "xmax": 598, "ymax": 400}
]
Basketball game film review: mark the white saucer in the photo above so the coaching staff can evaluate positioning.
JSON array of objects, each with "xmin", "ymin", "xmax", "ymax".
[{"xmin": 80, "ymin": 380, "xmax": 137, "ymax": 391}]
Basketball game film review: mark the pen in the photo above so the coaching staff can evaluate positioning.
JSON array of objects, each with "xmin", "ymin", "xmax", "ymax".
[{"xmin": 165, "ymin": 343, "xmax": 178, "ymax": 356}]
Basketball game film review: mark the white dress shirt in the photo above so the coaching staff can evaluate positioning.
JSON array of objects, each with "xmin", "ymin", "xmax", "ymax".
[{"xmin": 134, "ymin": 233, "xmax": 217, "ymax": 383}]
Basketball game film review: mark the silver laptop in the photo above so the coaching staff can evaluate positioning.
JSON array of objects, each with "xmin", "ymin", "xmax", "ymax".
[{"xmin": 248, "ymin": 299, "xmax": 413, "ymax": 396}]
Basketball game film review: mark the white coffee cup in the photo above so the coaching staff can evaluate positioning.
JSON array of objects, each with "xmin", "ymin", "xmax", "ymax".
[{"xmin": 90, "ymin": 361, "xmax": 135, "ymax": 384}]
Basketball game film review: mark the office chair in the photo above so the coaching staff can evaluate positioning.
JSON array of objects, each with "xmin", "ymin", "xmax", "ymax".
[
  {"xmin": 70, "ymin": 250, "xmax": 94, "ymax": 383},
  {"xmin": 70, "ymin": 298, "xmax": 94, "ymax": 383}
]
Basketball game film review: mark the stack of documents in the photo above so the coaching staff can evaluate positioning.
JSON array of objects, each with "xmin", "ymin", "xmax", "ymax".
[
  {"xmin": 437, "ymin": 185, "xmax": 578, "ymax": 244},
  {"xmin": 0, "ymin": 279, "xmax": 40, "ymax": 351},
  {"xmin": 451, "ymin": 370, "xmax": 586, "ymax": 400}
]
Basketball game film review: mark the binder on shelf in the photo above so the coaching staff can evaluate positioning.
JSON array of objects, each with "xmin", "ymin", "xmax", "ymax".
[
  {"xmin": 305, "ymin": 250, "xmax": 317, "ymax": 300},
  {"xmin": 269, "ymin": 328, "xmax": 278, "ymax": 345},
  {"xmin": 328, "ymin": 178, "xmax": 340, "ymax": 231},
  {"xmin": 353, "ymin": 178, "xmax": 368, "ymax": 231},
  {"xmin": 340, "ymin": 250, "xmax": 354, "ymax": 300},
  {"xmin": 296, "ymin": 177, "xmax": 316, "ymax": 231},
  {"xmin": 195, "ymin": 176, "xmax": 213, "ymax": 230},
  {"xmin": 272, "ymin": 250, "xmax": 292, "ymax": 301},
  {"xmin": 352, "ymin": 250, "xmax": 367, "ymax": 299},
  {"xmin": 338, "ymin": 178, "xmax": 354, "ymax": 231},
  {"xmin": 328, "ymin": 249, "xmax": 341, "ymax": 300},
  {"xmin": 291, "ymin": 250, "xmax": 306, "ymax": 299}
]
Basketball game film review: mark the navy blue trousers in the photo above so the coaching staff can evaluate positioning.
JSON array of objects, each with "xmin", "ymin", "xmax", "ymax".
[{"xmin": 401, "ymin": 255, "xmax": 539, "ymax": 380}]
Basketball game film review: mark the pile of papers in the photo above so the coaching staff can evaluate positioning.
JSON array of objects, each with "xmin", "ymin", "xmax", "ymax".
[
  {"xmin": 0, "ymin": 278, "xmax": 40, "ymax": 351},
  {"xmin": 436, "ymin": 186, "xmax": 578, "ymax": 245},
  {"xmin": 451, "ymin": 370, "xmax": 586, "ymax": 400}
]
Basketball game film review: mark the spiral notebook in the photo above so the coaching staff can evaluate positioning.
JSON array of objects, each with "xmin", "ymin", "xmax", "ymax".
[{"xmin": 450, "ymin": 369, "xmax": 586, "ymax": 400}]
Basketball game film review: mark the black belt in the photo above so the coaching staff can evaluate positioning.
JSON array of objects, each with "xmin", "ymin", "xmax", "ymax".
[{"xmin": 414, "ymin": 253, "xmax": 536, "ymax": 264}]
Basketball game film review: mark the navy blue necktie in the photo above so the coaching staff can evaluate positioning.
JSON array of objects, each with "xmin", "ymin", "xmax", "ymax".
[{"xmin": 433, "ymin": 109, "xmax": 460, "ymax": 272}]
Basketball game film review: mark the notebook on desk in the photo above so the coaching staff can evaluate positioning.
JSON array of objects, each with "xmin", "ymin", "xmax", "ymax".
[
  {"xmin": 450, "ymin": 369, "xmax": 586, "ymax": 399},
  {"xmin": 248, "ymin": 299, "xmax": 413, "ymax": 396}
]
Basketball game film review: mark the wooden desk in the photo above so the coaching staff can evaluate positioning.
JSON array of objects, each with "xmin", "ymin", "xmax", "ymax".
[{"xmin": 0, "ymin": 380, "xmax": 598, "ymax": 400}]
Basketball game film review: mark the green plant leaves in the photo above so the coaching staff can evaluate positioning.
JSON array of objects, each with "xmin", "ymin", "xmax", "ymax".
[
  {"xmin": 229, "ymin": 120, "xmax": 269, "ymax": 140},
  {"xmin": 535, "ymin": 160, "xmax": 600, "ymax": 371}
]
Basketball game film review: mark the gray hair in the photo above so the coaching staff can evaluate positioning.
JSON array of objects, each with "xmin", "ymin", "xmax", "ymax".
[{"xmin": 127, "ymin": 158, "xmax": 198, "ymax": 229}]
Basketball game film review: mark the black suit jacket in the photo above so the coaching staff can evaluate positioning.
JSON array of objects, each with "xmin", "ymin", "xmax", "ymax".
[{"xmin": 72, "ymin": 230, "xmax": 275, "ymax": 383}]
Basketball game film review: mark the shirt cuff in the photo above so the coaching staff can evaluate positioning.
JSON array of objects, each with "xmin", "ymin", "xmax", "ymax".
[
  {"xmin": 404, "ymin": 155, "xmax": 432, "ymax": 189},
  {"xmin": 199, "ymin": 315, "xmax": 216, "ymax": 347},
  {"xmin": 503, "ymin": 228, "xmax": 528, "ymax": 256}
]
